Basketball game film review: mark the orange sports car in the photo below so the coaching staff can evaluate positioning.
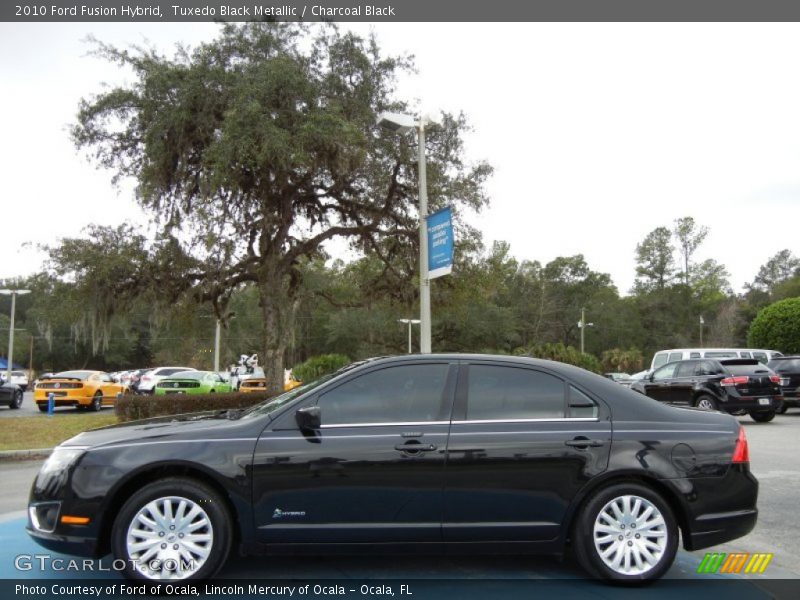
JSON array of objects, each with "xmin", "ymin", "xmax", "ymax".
[
  {"xmin": 239, "ymin": 377, "xmax": 302, "ymax": 393},
  {"xmin": 34, "ymin": 370, "xmax": 126, "ymax": 412}
]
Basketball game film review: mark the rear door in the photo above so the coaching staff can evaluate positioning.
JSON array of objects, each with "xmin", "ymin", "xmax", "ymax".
[{"xmin": 442, "ymin": 360, "xmax": 611, "ymax": 543}]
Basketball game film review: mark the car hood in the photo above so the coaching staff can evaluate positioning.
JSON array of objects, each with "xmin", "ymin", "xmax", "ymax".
[{"xmin": 60, "ymin": 410, "xmax": 260, "ymax": 450}]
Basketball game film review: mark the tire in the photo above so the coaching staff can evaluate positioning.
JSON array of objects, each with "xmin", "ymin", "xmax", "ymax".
[
  {"xmin": 9, "ymin": 389, "xmax": 22, "ymax": 409},
  {"xmin": 89, "ymin": 392, "xmax": 103, "ymax": 412},
  {"xmin": 572, "ymin": 483, "xmax": 678, "ymax": 583},
  {"xmin": 111, "ymin": 477, "xmax": 232, "ymax": 581},
  {"xmin": 777, "ymin": 404, "xmax": 788, "ymax": 414},
  {"xmin": 694, "ymin": 395, "xmax": 718, "ymax": 411},
  {"xmin": 750, "ymin": 410, "xmax": 776, "ymax": 423}
]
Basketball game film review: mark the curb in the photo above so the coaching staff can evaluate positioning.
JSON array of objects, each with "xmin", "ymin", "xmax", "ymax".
[{"xmin": 0, "ymin": 448, "xmax": 53, "ymax": 461}]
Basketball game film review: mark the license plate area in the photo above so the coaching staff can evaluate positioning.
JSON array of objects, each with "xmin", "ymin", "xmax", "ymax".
[{"xmin": 758, "ymin": 397, "xmax": 770, "ymax": 406}]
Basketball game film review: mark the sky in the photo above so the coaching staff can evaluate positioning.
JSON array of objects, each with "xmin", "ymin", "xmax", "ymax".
[{"xmin": 2, "ymin": 22, "xmax": 800, "ymax": 295}]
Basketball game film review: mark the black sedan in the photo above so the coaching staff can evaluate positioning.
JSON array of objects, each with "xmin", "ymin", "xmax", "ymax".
[
  {"xmin": 1, "ymin": 378, "xmax": 23, "ymax": 409},
  {"xmin": 631, "ymin": 358, "xmax": 783, "ymax": 422},
  {"xmin": 27, "ymin": 354, "xmax": 757, "ymax": 583}
]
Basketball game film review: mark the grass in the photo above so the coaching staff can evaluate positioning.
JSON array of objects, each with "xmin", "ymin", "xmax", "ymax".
[{"xmin": 0, "ymin": 413, "xmax": 118, "ymax": 451}]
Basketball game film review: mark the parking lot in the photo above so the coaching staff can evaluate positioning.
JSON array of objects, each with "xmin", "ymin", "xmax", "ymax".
[{"xmin": 1, "ymin": 395, "xmax": 800, "ymax": 596}]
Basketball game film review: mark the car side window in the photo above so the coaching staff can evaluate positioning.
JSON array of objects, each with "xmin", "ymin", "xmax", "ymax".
[
  {"xmin": 317, "ymin": 364, "xmax": 450, "ymax": 425},
  {"xmin": 668, "ymin": 352, "xmax": 683, "ymax": 363},
  {"xmin": 674, "ymin": 362, "xmax": 696, "ymax": 378},
  {"xmin": 652, "ymin": 363, "xmax": 678, "ymax": 381},
  {"xmin": 652, "ymin": 353, "xmax": 668, "ymax": 368},
  {"xmin": 752, "ymin": 352, "xmax": 767, "ymax": 364},
  {"xmin": 568, "ymin": 385, "xmax": 598, "ymax": 419},
  {"xmin": 693, "ymin": 361, "xmax": 716, "ymax": 376},
  {"xmin": 466, "ymin": 365, "xmax": 565, "ymax": 421},
  {"xmin": 689, "ymin": 352, "xmax": 701, "ymax": 358}
]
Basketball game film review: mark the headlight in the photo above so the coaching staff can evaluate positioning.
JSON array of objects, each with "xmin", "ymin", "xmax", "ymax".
[{"xmin": 40, "ymin": 447, "xmax": 88, "ymax": 476}]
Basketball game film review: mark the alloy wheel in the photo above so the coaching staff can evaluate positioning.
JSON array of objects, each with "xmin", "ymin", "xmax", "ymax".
[
  {"xmin": 593, "ymin": 494, "xmax": 668, "ymax": 576},
  {"xmin": 125, "ymin": 496, "xmax": 214, "ymax": 580}
]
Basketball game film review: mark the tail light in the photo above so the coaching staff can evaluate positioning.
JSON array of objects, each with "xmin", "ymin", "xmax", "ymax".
[
  {"xmin": 769, "ymin": 375, "xmax": 780, "ymax": 384},
  {"xmin": 732, "ymin": 426, "xmax": 749, "ymax": 463},
  {"xmin": 142, "ymin": 375, "xmax": 151, "ymax": 381},
  {"xmin": 721, "ymin": 376, "xmax": 749, "ymax": 386}
]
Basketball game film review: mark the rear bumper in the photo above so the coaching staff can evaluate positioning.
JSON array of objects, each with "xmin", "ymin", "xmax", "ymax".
[
  {"xmin": 719, "ymin": 395, "xmax": 783, "ymax": 413},
  {"xmin": 684, "ymin": 508, "xmax": 758, "ymax": 551},
  {"xmin": 682, "ymin": 466, "xmax": 759, "ymax": 551}
]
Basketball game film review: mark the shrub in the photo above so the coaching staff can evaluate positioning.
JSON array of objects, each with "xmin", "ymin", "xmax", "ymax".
[
  {"xmin": 601, "ymin": 348, "xmax": 644, "ymax": 373},
  {"xmin": 115, "ymin": 391, "xmax": 276, "ymax": 422},
  {"xmin": 292, "ymin": 353, "xmax": 351, "ymax": 383},
  {"xmin": 747, "ymin": 297, "xmax": 800, "ymax": 353}
]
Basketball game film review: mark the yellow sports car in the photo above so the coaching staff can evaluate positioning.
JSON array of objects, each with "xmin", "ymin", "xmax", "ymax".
[
  {"xmin": 34, "ymin": 370, "xmax": 126, "ymax": 412},
  {"xmin": 239, "ymin": 378, "xmax": 302, "ymax": 393}
]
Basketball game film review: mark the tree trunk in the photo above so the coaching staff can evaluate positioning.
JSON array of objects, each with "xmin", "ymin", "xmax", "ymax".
[{"xmin": 258, "ymin": 279, "xmax": 288, "ymax": 396}]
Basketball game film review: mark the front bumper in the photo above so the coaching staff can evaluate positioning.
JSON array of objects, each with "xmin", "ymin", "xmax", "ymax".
[{"xmin": 26, "ymin": 525, "xmax": 101, "ymax": 558}]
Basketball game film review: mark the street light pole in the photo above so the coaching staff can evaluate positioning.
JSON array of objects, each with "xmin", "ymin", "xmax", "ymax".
[
  {"xmin": 578, "ymin": 306, "xmax": 594, "ymax": 355},
  {"xmin": 417, "ymin": 119, "xmax": 431, "ymax": 354},
  {"xmin": 398, "ymin": 319, "xmax": 421, "ymax": 354},
  {"xmin": 378, "ymin": 111, "xmax": 440, "ymax": 354},
  {"xmin": 213, "ymin": 319, "xmax": 221, "ymax": 372},
  {"xmin": 699, "ymin": 315, "xmax": 704, "ymax": 346},
  {"xmin": 1, "ymin": 289, "xmax": 31, "ymax": 382}
]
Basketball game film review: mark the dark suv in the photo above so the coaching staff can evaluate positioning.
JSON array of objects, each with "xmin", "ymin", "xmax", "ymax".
[
  {"xmin": 767, "ymin": 356, "xmax": 800, "ymax": 413},
  {"xmin": 631, "ymin": 358, "xmax": 783, "ymax": 422}
]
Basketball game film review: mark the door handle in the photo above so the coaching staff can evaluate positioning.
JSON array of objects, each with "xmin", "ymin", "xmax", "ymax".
[
  {"xmin": 395, "ymin": 443, "xmax": 437, "ymax": 453},
  {"xmin": 565, "ymin": 438, "xmax": 605, "ymax": 449}
]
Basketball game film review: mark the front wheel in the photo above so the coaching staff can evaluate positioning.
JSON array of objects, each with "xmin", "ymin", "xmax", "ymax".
[
  {"xmin": 694, "ymin": 395, "xmax": 718, "ymax": 411},
  {"xmin": 750, "ymin": 410, "xmax": 776, "ymax": 423},
  {"xmin": 572, "ymin": 483, "xmax": 678, "ymax": 582},
  {"xmin": 111, "ymin": 478, "xmax": 232, "ymax": 581},
  {"xmin": 9, "ymin": 389, "xmax": 22, "ymax": 409}
]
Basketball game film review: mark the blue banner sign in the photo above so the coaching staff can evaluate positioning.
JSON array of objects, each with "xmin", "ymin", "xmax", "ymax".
[{"xmin": 426, "ymin": 207, "xmax": 453, "ymax": 280}]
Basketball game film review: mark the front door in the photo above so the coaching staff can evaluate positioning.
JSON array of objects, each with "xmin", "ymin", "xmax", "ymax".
[{"xmin": 251, "ymin": 361, "xmax": 457, "ymax": 544}]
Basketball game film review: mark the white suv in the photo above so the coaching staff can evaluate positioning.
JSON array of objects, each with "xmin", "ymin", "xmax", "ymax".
[
  {"xmin": 136, "ymin": 367, "xmax": 196, "ymax": 394},
  {"xmin": 1, "ymin": 370, "xmax": 29, "ymax": 391}
]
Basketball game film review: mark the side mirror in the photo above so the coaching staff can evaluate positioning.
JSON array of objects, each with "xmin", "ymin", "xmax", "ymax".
[{"xmin": 295, "ymin": 406, "xmax": 321, "ymax": 431}]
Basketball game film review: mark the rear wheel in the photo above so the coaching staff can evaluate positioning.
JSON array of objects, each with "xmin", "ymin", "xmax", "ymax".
[
  {"xmin": 89, "ymin": 392, "xmax": 103, "ymax": 412},
  {"xmin": 777, "ymin": 404, "xmax": 788, "ymax": 414},
  {"xmin": 111, "ymin": 477, "xmax": 232, "ymax": 581},
  {"xmin": 573, "ymin": 483, "xmax": 678, "ymax": 582},
  {"xmin": 750, "ymin": 410, "xmax": 776, "ymax": 423},
  {"xmin": 694, "ymin": 395, "xmax": 718, "ymax": 411}
]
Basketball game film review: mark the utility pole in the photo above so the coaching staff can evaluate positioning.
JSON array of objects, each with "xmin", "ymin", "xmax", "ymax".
[{"xmin": 699, "ymin": 315, "xmax": 705, "ymax": 346}]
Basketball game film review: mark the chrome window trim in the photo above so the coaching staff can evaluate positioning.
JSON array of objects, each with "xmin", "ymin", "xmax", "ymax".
[
  {"xmin": 319, "ymin": 417, "xmax": 600, "ymax": 428},
  {"xmin": 320, "ymin": 421, "xmax": 450, "ymax": 429},
  {"xmin": 453, "ymin": 417, "xmax": 599, "ymax": 425}
]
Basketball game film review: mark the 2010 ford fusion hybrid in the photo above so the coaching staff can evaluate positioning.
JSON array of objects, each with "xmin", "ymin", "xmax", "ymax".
[{"xmin": 27, "ymin": 354, "xmax": 758, "ymax": 583}]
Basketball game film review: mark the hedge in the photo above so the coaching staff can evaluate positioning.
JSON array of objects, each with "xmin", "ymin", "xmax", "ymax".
[
  {"xmin": 115, "ymin": 391, "xmax": 277, "ymax": 422},
  {"xmin": 292, "ymin": 354, "xmax": 351, "ymax": 382}
]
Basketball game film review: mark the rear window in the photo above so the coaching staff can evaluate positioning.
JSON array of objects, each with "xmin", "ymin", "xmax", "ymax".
[
  {"xmin": 52, "ymin": 371, "xmax": 93, "ymax": 380},
  {"xmin": 770, "ymin": 359, "xmax": 800, "ymax": 372},
  {"xmin": 725, "ymin": 364, "xmax": 772, "ymax": 376},
  {"xmin": 158, "ymin": 368, "xmax": 194, "ymax": 376}
]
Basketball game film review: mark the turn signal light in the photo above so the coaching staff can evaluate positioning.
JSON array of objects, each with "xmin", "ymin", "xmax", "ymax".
[
  {"xmin": 60, "ymin": 515, "xmax": 90, "ymax": 525},
  {"xmin": 732, "ymin": 426, "xmax": 749, "ymax": 464}
]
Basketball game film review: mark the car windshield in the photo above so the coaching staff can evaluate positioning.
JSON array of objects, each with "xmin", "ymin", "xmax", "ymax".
[{"xmin": 52, "ymin": 371, "xmax": 94, "ymax": 380}]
